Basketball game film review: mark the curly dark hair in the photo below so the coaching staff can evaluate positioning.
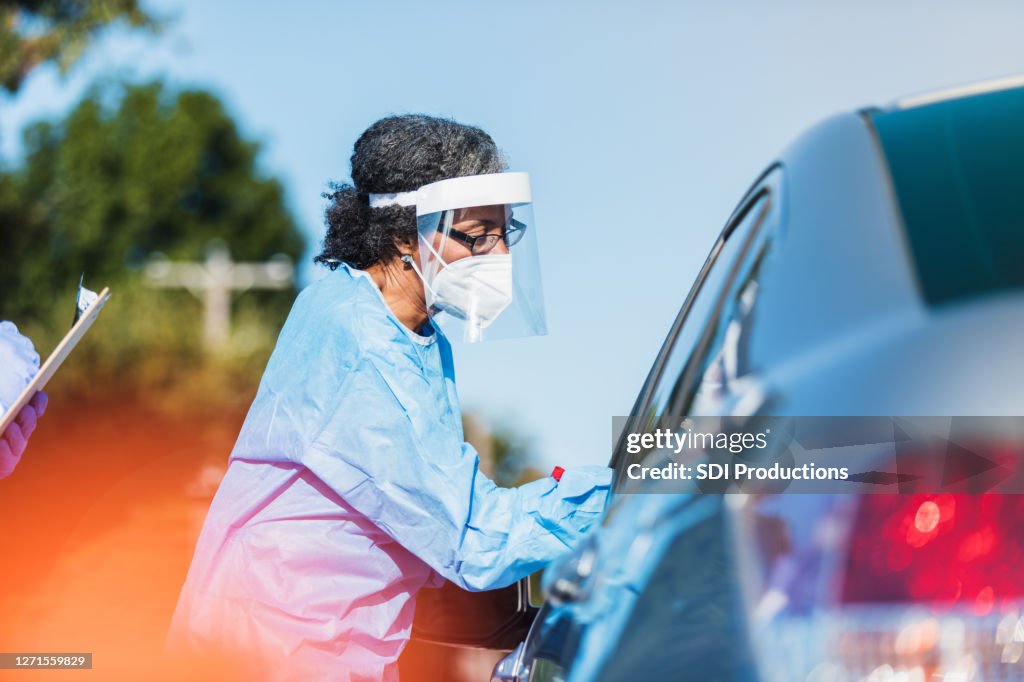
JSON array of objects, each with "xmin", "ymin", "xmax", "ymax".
[{"xmin": 315, "ymin": 114, "xmax": 506, "ymax": 270}]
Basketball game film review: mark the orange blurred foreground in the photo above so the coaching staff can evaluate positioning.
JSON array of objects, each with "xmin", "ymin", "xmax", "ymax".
[
  {"xmin": 0, "ymin": 402, "xmax": 501, "ymax": 681},
  {"xmin": 0, "ymin": 401, "xmax": 241, "ymax": 680}
]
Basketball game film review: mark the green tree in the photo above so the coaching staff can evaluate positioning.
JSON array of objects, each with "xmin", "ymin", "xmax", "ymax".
[
  {"xmin": 0, "ymin": 0, "xmax": 157, "ymax": 93},
  {"xmin": 0, "ymin": 80, "xmax": 305, "ymax": 409}
]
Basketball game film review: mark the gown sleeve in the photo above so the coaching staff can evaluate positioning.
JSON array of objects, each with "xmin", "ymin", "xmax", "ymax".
[
  {"xmin": 0, "ymin": 321, "xmax": 39, "ymax": 418},
  {"xmin": 301, "ymin": 352, "xmax": 612, "ymax": 592}
]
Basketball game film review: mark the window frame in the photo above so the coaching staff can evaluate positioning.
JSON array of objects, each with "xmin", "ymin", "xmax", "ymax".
[{"xmin": 610, "ymin": 164, "xmax": 783, "ymax": 477}]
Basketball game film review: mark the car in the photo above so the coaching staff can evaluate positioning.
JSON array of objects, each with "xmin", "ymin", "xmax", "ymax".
[{"xmin": 417, "ymin": 76, "xmax": 1024, "ymax": 682}]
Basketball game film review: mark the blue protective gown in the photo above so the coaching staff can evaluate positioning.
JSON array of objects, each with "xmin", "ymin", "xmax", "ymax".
[{"xmin": 167, "ymin": 264, "xmax": 611, "ymax": 680}]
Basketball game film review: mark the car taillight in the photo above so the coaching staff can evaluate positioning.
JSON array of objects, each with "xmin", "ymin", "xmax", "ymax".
[
  {"xmin": 821, "ymin": 493, "xmax": 1024, "ymax": 681},
  {"xmin": 843, "ymin": 494, "xmax": 1024, "ymax": 611}
]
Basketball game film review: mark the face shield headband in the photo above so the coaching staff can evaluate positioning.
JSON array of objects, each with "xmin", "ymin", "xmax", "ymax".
[{"xmin": 384, "ymin": 172, "xmax": 546, "ymax": 343}]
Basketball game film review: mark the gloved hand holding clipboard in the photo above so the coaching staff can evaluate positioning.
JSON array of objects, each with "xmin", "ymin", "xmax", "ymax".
[{"xmin": 0, "ymin": 279, "xmax": 111, "ymax": 435}]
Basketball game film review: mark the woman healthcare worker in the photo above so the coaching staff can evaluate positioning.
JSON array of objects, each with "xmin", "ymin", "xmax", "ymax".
[{"xmin": 167, "ymin": 114, "xmax": 612, "ymax": 680}]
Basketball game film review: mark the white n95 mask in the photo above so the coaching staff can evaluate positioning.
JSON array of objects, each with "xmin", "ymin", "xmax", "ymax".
[{"xmin": 428, "ymin": 254, "xmax": 513, "ymax": 327}]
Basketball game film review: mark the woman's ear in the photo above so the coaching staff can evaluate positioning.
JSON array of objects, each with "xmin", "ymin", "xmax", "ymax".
[{"xmin": 392, "ymin": 236, "xmax": 417, "ymax": 270}]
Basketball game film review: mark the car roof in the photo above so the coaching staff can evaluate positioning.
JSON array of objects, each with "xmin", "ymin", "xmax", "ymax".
[
  {"xmin": 736, "ymin": 84, "xmax": 1024, "ymax": 415},
  {"xmin": 887, "ymin": 73, "xmax": 1024, "ymax": 110}
]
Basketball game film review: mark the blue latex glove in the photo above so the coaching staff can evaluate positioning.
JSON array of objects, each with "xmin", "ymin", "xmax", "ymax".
[{"xmin": 0, "ymin": 392, "xmax": 47, "ymax": 479}]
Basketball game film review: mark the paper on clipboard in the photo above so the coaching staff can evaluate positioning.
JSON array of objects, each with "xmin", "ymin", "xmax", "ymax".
[{"xmin": 0, "ymin": 285, "xmax": 111, "ymax": 434}]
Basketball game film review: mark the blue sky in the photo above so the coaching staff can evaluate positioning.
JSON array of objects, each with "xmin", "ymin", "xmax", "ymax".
[{"xmin": 3, "ymin": 0, "xmax": 1023, "ymax": 470}]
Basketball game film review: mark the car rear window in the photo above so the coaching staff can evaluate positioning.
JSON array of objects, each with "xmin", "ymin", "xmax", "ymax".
[{"xmin": 869, "ymin": 87, "xmax": 1024, "ymax": 305}]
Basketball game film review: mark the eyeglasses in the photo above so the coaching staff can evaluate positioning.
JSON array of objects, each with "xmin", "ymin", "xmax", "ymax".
[{"xmin": 446, "ymin": 218, "xmax": 528, "ymax": 255}]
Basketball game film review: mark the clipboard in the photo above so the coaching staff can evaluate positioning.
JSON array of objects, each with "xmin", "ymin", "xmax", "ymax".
[{"xmin": 0, "ymin": 285, "xmax": 111, "ymax": 434}]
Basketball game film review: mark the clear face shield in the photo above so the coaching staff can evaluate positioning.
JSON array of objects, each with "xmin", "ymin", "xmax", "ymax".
[{"xmin": 412, "ymin": 172, "xmax": 546, "ymax": 343}]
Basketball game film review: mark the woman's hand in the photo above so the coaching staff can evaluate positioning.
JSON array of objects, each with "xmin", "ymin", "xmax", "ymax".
[{"xmin": 0, "ymin": 392, "xmax": 47, "ymax": 479}]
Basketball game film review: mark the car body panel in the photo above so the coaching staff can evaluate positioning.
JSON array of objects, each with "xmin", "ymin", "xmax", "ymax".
[
  {"xmin": 739, "ymin": 111, "xmax": 923, "ymax": 380},
  {"xmin": 496, "ymin": 82, "xmax": 1024, "ymax": 682}
]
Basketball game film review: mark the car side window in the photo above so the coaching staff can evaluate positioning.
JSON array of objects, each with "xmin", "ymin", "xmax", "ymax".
[
  {"xmin": 652, "ymin": 192, "xmax": 772, "ymax": 417},
  {"xmin": 612, "ymin": 167, "xmax": 782, "ymax": 477},
  {"xmin": 683, "ymin": 175, "xmax": 781, "ymax": 418}
]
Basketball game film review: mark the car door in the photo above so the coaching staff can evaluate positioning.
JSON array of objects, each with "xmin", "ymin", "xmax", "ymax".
[
  {"xmin": 511, "ymin": 166, "xmax": 786, "ymax": 682},
  {"xmin": 590, "ymin": 167, "xmax": 785, "ymax": 682}
]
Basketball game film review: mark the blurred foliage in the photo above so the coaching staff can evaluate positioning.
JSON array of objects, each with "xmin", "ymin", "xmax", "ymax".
[
  {"xmin": 492, "ymin": 424, "xmax": 545, "ymax": 486},
  {"xmin": 0, "ymin": 0, "xmax": 157, "ymax": 93},
  {"xmin": 464, "ymin": 412, "xmax": 544, "ymax": 487},
  {"xmin": 0, "ymin": 80, "xmax": 305, "ymax": 411}
]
